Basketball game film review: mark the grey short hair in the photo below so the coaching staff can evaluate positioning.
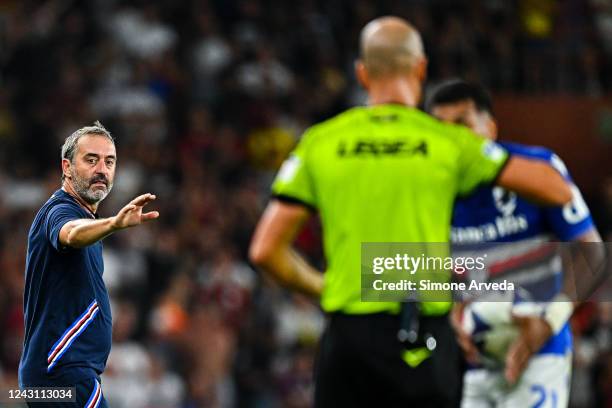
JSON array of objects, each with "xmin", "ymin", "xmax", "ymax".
[{"xmin": 61, "ymin": 121, "xmax": 115, "ymax": 180}]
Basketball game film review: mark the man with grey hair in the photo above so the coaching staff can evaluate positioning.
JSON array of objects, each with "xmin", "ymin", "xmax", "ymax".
[{"xmin": 19, "ymin": 122, "xmax": 159, "ymax": 407}]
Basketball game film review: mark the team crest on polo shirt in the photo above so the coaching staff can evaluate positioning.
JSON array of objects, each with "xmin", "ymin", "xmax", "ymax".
[{"xmin": 492, "ymin": 187, "xmax": 517, "ymax": 216}]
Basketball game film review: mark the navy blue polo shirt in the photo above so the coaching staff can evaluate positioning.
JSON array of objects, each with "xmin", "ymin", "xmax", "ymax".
[{"xmin": 19, "ymin": 189, "xmax": 112, "ymax": 387}]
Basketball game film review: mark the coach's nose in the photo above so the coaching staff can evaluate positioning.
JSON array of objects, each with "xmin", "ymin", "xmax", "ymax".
[{"xmin": 94, "ymin": 160, "xmax": 110, "ymax": 179}]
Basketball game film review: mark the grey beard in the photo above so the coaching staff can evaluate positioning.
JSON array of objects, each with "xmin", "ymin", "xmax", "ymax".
[{"xmin": 72, "ymin": 174, "xmax": 113, "ymax": 205}]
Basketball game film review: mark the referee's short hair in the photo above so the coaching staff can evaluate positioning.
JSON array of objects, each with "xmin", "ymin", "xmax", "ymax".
[
  {"xmin": 424, "ymin": 79, "xmax": 493, "ymax": 115},
  {"xmin": 61, "ymin": 121, "xmax": 115, "ymax": 180}
]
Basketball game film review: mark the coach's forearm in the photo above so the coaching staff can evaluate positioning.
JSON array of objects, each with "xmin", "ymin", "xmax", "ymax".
[
  {"xmin": 60, "ymin": 218, "xmax": 121, "ymax": 248},
  {"xmin": 252, "ymin": 246, "xmax": 323, "ymax": 299}
]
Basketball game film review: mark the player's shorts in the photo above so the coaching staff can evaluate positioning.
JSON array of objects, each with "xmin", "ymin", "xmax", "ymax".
[
  {"xmin": 461, "ymin": 352, "xmax": 572, "ymax": 408},
  {"xmin": 314, "ymin": 312, "xmax": 462, "ymax": 408},
  {"xmin": 26, "ymin": 377, "xmax": 108, "ymax": 408}
]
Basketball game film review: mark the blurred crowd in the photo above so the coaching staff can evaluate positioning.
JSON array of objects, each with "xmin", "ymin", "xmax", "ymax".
[{"xmin": 0, "ymin": 0, "xmax": 611, "ymax": 407}]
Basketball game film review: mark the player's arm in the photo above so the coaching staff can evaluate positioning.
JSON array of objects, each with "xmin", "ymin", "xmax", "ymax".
[
  {"xmin": 449, "ymin": 302, "xmax": 480, "ymax": 365},
  {"xmin": 505, "ymin": 168, "xmax": 604, "ymax": 384},
  {"xmin": 562, "ymin": 227, "xmax": 604, "ymax": 303},
  {"xmin": 575, "ymin": 228, "xmax": 602, "ymax": 243},
  {"xmin": 495, "ymin": 156, "xmax": 572, "ymax": 206},
  {"xmin": 60, "ymin": 193, "xmax": 159, "ymax": 248},
  {"xmin": 249, "ymin": 200, "xmax": 323, "ymax": 299},
  {"xmin": 505, "ymin": 227, "xmax": 604, "ymax": 384},
  {"xmin": 545, "ymin": 154, "xmax": 606, "ymax": 307}
]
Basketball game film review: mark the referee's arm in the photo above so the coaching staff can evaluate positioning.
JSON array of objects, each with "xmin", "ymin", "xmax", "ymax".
[
  {"xmin": 496, "ymin": 156, "xmax": 572, "ymax": 206},
  {"xmin": 249, "ymin": 200, "xmax": 324, "ymax": 299}
]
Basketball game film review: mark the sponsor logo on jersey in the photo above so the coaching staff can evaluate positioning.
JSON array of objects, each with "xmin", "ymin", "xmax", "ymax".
[
  {"xmin": 337, "ymin": 140, "xmax": 427, "ymax": 157},
  {"xmin": 452, "ymin": 187, "xmax": 528, "ymax": 243},
  {"xmin": 451, "ymin": 214, "xmax": 529, "ymax": 243}
]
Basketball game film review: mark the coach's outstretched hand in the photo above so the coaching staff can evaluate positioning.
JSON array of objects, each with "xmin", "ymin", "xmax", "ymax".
[
  {"xmin": 60, "ymin": 193, "xmax": 160, "ymax": 248},
  {"xmin": 111, "ymin": 193, "xmax": 159, "ymax": 229}
]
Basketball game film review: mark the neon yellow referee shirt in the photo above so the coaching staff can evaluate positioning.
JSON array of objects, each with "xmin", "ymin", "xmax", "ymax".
[{"xmin": 272, "ymin": 104, "xmax": 509, "ymax": 315}]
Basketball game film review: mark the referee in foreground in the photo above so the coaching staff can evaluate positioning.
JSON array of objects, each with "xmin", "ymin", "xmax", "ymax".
[
  {"xmin": 19, "ymin": 122, "xmax": 159, "ymax": 407},
  {"xmin": 249, "ymin": 17, "xmax": 572, "ymax": 407}
]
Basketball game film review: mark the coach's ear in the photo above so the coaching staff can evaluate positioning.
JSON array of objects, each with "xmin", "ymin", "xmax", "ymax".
[
  {"xmin": 62, "ymin": 158, "xmax": 72, "ymax": 180},
  {"xmin": 355, "ymin": 60, "xmax": 370, "ymax": 90}
]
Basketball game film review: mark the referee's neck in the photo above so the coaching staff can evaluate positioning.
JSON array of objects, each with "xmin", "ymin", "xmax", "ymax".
[{"xmin": 367, "ymin": 77, "xmax": 420, "ymax": 107}]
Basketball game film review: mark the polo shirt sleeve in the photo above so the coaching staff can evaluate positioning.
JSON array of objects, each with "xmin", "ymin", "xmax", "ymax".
[{"xmin": 44, "ymin": 203, "xmax": 81, "ymax": 251}]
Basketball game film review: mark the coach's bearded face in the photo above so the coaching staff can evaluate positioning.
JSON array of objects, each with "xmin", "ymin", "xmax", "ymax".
[
  {"xmin": 64, "ymin": 134, "xmax": 117, "ymax": 206},
  {"xmin": 72, "ymin": 169, "xmax": 113, "ymax": 204}
]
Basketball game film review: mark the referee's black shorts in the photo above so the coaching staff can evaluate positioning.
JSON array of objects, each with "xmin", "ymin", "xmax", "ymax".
[{"xmin": 314, "ymin": 312, "xmax": 461, "ymax": 408}]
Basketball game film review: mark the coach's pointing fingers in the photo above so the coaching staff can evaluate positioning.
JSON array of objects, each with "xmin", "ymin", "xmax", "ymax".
[
  {"xmin": 116, "ymin": 204, "xmax": 136, "ymax": 217},
  {"xmin": 112, "ymin": 194, "xmax": 160, "ymax": 229},
  {"xmin": 141, "ymin": 211, "xmax": 160, "ymax": 222},
  {"xmin": 130, "ymin": 193, "xmax": 156, "ymax": 207}
]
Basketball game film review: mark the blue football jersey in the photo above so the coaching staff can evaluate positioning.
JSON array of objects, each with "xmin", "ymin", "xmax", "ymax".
[
  {"xmin": 452, "ymin": 142, "xmax": 595, "ymax": 356},
  {"xmin": 453, "ymin": 142, "xmax": 593, "ymax": 243}
]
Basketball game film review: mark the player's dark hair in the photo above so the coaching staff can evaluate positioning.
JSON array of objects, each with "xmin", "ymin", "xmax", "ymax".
[{"xmin": 424, "ymin": 79, "xmax": 493, "ymax": 115}]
